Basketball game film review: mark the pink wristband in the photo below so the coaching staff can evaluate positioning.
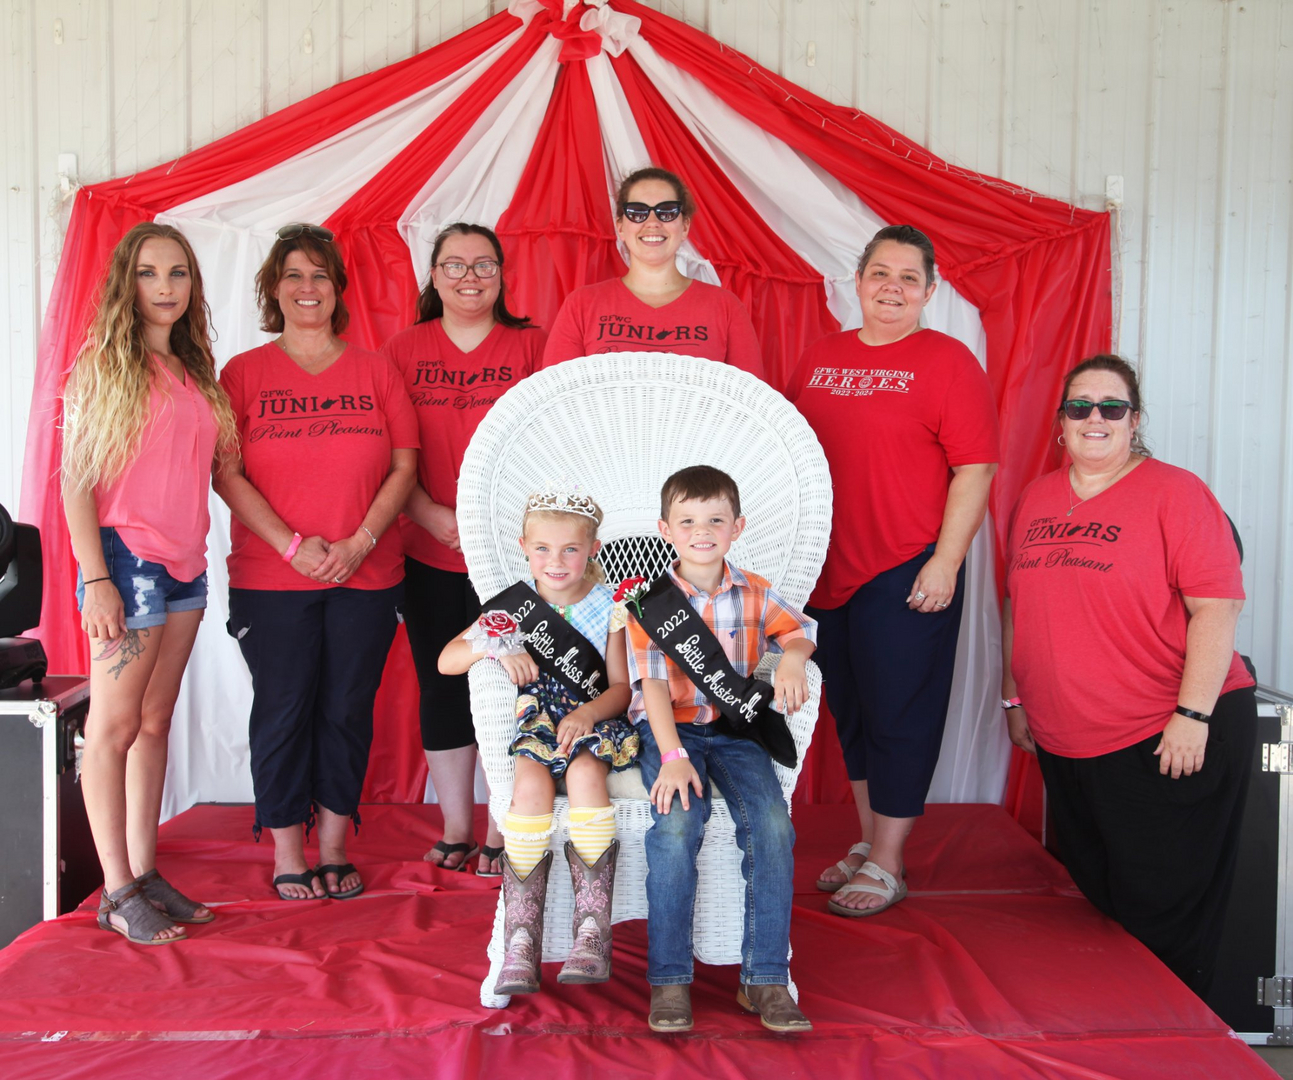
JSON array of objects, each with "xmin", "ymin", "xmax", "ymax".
[
  {"xmin": 282, "ymin": 532, "xmax": 303, "ymax": 562},
  {"xmin": 660, "ymin": 747, "xmax": 689, "ymax": 764}
]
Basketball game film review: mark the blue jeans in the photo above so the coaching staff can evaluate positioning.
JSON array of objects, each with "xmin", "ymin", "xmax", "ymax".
[
  {"xmin": 637, "ymin": 721, "xmax": 795, "ymax": 986},
  {"xmin": 76, "ymin": 527, "xmax": 207, "ymax": 630}
]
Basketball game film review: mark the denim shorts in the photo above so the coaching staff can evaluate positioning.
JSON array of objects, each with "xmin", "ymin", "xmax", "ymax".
[{"xmin": 76, "ymin": 527, "xmax": 207, "ymax": 629}]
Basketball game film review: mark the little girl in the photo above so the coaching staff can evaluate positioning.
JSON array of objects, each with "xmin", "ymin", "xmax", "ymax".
[{"xmin": 439, "ymin": 491, "xmax": 637, "ymax": 994}]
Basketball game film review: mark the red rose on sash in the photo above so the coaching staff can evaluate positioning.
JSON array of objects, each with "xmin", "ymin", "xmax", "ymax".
[{"xmin": 479, "ymin": 610, "xmax": 520, "ymax": 637}]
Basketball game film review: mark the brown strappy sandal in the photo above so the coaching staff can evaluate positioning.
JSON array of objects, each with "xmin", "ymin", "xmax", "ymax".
[
  {"xmin": 97, "ymin": 880, "xmax": 187, "ymax": 945},
  {"xmin": 136, "ymin": 868, "xmax": 215, "ymax": 924}
]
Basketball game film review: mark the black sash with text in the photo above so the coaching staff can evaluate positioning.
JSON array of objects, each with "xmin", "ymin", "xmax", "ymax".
[
  {"xmin": 485, "ymin": 582, "xmax": 607, "ymax": 704},
  {"xmin": 633, "ymin": 575, "xmax": 797, "ymax": 768}
]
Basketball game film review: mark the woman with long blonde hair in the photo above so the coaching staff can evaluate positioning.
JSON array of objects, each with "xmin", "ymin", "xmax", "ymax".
[{"xmin": 62, "ymin": 221, "xmax": 238, "ymax": 944}]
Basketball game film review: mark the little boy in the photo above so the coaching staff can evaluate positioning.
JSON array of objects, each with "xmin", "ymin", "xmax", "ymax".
[{"xmin": 625, "ymin": 465, "xmax": 817, "ymax": 1034}]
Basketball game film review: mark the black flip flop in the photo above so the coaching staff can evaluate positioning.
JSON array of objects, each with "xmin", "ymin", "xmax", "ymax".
[
  {"xmin": 316, "ymin": 862, "xmax": 364, "ymax": 900},
  {"xmin": 272, "ymin": 869, "xmax": 322, "ymax": 900},
  {"xmin": 426, "ymin": 839, "xmax": 480, "ymax": 872},
  {"xmin": 477, "ymin": 845, "xmax": 505, "ymax": 878}
]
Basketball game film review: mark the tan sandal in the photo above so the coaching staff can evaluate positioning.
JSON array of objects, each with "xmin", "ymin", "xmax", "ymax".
[
  {"xmin": 827, "ymin": 860, "xmax": 907, "ymax": 917},
  {"xmin": 815, "ymin": 841, "xmax": 871, "ymax": 893}
]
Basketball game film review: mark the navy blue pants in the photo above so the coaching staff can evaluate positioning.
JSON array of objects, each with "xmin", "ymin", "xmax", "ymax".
[
  {"xmin": 403, "ymin": 557, "xmax": 480, "ymax": 752},
  {"xmin": 228, "ymin": 584, "xmax": 402, "ymax": 833},
  {"xmin": 808, "ymin": 545, "xmax": 965, "ymax": 818}
]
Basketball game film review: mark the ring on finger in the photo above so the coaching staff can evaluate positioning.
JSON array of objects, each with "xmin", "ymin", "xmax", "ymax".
[{"xmin": 914, "ymin": 591, "xmax": 926, "ymax": 600}]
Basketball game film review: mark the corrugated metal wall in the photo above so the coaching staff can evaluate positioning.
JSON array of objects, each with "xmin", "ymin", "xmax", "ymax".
[{"xmin": 3, "ymin": 0, "xmax": 1290, "ymax": 684}]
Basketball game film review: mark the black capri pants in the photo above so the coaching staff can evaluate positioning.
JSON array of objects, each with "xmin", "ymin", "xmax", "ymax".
[
  {"xmin": 808, "ymin": 544, "xmax": 966, "ymax": 818},
  {"xmin": 1035, "ymin": 683, "xmax": 1257, "ymax": 996},
  {"xmin": 403, "ymin": 557, "xmax": 480, "ymax": 752},
  {"xmin": 228, "ymin": 583, "xmax": 402, "ymax": 834}
]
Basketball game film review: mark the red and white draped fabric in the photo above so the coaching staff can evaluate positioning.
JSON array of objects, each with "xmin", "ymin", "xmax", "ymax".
[{"xmin": 21, "ymin": 0, "xmax": 1107, "ymax": 827}]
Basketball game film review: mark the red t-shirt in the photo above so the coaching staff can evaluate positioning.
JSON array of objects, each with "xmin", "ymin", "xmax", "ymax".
[
  {"xmin": 219, "ymin": 343, "xmax": 419, "ymax": 591},
  {"xmin": 542, "ymin": 277, "xmax": 764, "ymax": 377},
  {"xmin": 1005, "ymin": 458, "xmax": 1253, "ymax": 758},
  {"xmin": 381, "ymin": 320, "xmax": 545, "ymax": 573},
  {"xmin": 787, "ymin": 329, "xmax": 1000, "ymax": 607}
]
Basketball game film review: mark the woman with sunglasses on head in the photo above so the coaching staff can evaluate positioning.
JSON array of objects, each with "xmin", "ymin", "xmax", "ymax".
[
  {"xmin": 787, "ymin": 225, "xmax": 999, "ymax": 917},
  {"xmin": 1002, "ymin": 354, "xmax": 1255, "ymax": 996},
  {"xmin": 542, "ymin": 167, "xmax": 762, "ymax": 376},
  {"xmin": 63, "ymin": 222, "xmax": 238, "ymax": 944},
  {"xmin": 380, "ymin": 223, "xmax": 544, "ymax": 876},
  {"xmin": 214, "ymin": 224, "xmax": 418, "ymax": 901}
]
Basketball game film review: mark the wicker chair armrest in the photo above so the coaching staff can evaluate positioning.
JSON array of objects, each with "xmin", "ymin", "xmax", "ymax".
[
  {"xmin": 752, "ymin": 653, "xmax": 822, "ymax": 803},
  {"xmin": 468, "ymin": 659, "xmax": 519, "ymax": 793}
]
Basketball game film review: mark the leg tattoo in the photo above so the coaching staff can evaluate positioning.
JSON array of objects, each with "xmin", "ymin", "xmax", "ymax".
[{"xmin": 95, "ymin": 629, "xmax": 150, "ymax": 680}]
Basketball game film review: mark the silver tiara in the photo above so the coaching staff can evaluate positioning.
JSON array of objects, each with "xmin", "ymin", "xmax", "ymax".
[{"xmin": 526, "ymin": 491, "xmax": 600, "ymax": 520}]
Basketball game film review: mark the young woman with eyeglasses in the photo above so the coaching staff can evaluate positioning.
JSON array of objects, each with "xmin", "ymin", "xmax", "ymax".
[
  {"xmin": 542, "ymin": 167, "xmax": 763, "ymax": 376},
  {"xmin": 214, "ymin": 223, "xmax": 418, "ymax": 902},
  {"xmin": 380, "ymin": 223, "xmax": 544, "ymax": 876},
  {"xmin": 1002, "ymin": 353, "xmax": 1256, "ymax": 996}
]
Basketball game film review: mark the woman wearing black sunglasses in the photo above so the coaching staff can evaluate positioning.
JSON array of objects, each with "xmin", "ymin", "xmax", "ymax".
[
  {"xmin": 215, "ymin": 224, "xmax": 419, "ymax": 901},
  {"xmin": 542, "ymin": 167, "xmax": 762, "ymax": 376},
  {"xmin": 380, "ymin": 223, "xmax": 544, "ymax": 877},
  {"xmin": 1002, "ymin": 353, "xmax": 1256, "ymax": 996}
]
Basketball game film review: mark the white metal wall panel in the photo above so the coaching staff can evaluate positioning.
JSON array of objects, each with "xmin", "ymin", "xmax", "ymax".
[{"xmin": 2, "ymin": 0, "xmax": 1290, "ymax": 686}]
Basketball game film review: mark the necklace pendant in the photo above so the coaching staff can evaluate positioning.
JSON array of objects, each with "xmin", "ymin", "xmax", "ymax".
[{"xmin": 1067, "ymin": 507, "xmax": 1074, "ymax": 517}]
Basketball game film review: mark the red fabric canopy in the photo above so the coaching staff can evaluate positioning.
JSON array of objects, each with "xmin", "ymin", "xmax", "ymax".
[{"xmin": 20, "ymin": 1, "xmax": 1107, "ymax": 824}]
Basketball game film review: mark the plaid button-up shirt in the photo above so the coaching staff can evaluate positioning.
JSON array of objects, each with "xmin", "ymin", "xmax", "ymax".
[{"xmin": 626, "ymin": 561, "xmax": 817, "ymax": 727}]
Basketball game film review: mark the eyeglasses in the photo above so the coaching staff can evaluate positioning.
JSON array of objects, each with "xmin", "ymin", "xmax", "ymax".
[
  {"xmin": 276, "ymin": 223, "xmax": 334, "ymax": 242},
  {"xmin": 1060, "ymin": 399, "xmax": 1134, "ymax": 421},
  {"xmin": 436, "ymin": 259, "xmax": 500, "ymax": 279},
  {"xmin": 620, "ymin": 201, "xmax": 683, "ymax": 224}
]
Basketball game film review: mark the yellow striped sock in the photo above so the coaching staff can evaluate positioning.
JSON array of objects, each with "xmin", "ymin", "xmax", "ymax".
[
  {"xmin": 502, "ymin": 812, "xmax": 553, "ymax": 877},
  {"xmin": 568, "ymin": 805, "xmax": 616, "ymax": 865}
]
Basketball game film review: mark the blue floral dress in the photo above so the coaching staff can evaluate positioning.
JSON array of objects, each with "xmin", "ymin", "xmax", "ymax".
[{"xmin": 508, "ymin": 580, "xmax": 639, "ymax": 778}]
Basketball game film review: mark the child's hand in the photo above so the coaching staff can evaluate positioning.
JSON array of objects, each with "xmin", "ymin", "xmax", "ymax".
[
  {"xmin": 556, "ymin": 709, "xmax": 596, "ymax": 755},
  {"xmin": 497, "ymin": 652, "xmax": 539, "ymax": 686},
  {"xmin": 651, "ymin": 758, "xmax": 703, "ymax": 814},
  {"xmin": 773, "ymin": 655, "xmax": 808, "ymax": 714}
]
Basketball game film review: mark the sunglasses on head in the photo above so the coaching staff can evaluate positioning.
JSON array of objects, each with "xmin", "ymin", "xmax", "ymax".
[
  {"xmin": 620, "ymin": 201, "xmax": 683, "ymax": 224},
  {"xmin": 276, "ymin": 223, "xmax": 334, "ymax": 242},
  {"xmin": 1060, "ymin": 399, "xmax": 1134, "ymax": 421},
  {"xmin": 436, "ymin": 259, "xmax": 500, "ymax": 280}
]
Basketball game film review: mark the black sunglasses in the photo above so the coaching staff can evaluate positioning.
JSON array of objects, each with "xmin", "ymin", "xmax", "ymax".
[
  {"xmin": 620, "ymin": 201, "xmax": 683, "ymax": 224},
  {"xmin": 1060, "ymin": 399, "xmax": 1133, "ymax": 421},
  {"xmin": 276, "ymin": 223, "xmax": 335, "ymax": 242}
]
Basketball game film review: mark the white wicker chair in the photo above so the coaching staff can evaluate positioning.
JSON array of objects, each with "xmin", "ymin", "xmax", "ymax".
[{"xmin": 456, "ymin": 354, "xmax": 832, "ymax": 1008}]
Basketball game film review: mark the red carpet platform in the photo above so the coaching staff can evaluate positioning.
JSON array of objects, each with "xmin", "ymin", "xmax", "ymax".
[{"xmin": 0, "ymin": 803, "xmax": 1275, "ymax": 1079}]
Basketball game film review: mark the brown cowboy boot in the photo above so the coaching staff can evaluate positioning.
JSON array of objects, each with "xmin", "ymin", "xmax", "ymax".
[
  {"xmin": 737, "ymin": 983, "xmax": 813, "ymax": 1033},
  {"xmin": 493, "ymin": 851, "xmax": 553, "ymax": 995},
  {"xmin": 557, "ymin": 839, "xmax": 619, "ymax": 985}
]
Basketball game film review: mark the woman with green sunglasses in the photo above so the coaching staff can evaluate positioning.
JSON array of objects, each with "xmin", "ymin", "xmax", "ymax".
[{"xmin": 1003, "ymin": 353, "xmax": 1257, "ymax": 997}]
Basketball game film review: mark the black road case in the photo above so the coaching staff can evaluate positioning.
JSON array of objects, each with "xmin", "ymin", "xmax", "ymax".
[
  {"xmin": 0, "ymin": 676, "xmax": 98, "ymax": 948},
  {"xmin": 1208, "ymin": 685, "xmax": 1293, "ymax": 1043}
]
